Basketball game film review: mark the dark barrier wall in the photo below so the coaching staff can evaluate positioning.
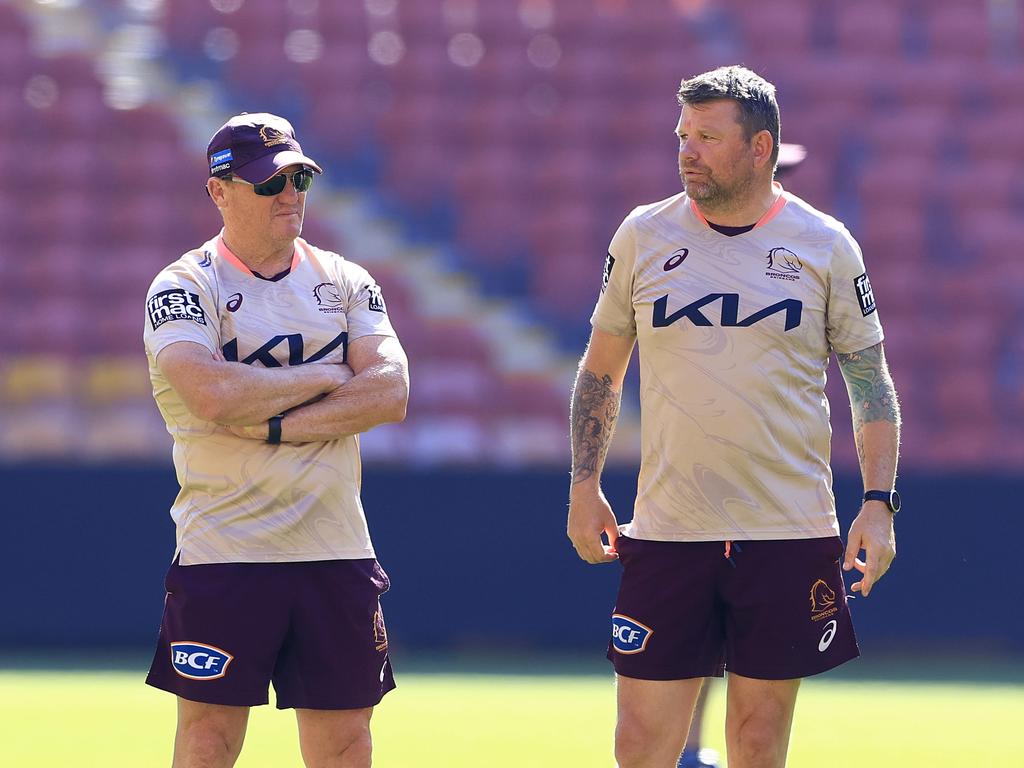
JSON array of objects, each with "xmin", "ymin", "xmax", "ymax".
[{"xmin": 2, "ymin": 465, "xmax": 1021, "ymax": 655}]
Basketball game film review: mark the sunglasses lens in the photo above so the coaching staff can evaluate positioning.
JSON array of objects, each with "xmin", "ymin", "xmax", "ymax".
[
  {"xmin": 293, "ymin": 169, "xmax": 314, "ymax": 192},
  {"xmin": 253, "ymin": 174, "xmax": 287, "ymax": 196},
  {"xmin": 252, "ymin": 170, "xmax": 313, "ymax": 196}
]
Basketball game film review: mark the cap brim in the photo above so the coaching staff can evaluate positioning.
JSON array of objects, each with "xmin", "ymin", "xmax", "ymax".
[{"xmin": 233, "ymin": 150, "xmax": 324, "ymax": 183}]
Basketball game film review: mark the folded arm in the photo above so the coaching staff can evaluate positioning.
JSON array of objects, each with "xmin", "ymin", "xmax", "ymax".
[
  {"xmin": 268, "ymin": 334, "xmax": 409, "ymax": 443},
  {"xmin": 156, "ymin": 340, "xmax": 348, "ymax": 425}
]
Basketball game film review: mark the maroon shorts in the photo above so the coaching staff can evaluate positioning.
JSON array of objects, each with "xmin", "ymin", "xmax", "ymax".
[
  {"xmin": 608, "ymin": 536, "xmax": 859, "ymax": 681},
  {"xmin": 146, "ymin": 558, "xmax": 395, "ymax": 709}
]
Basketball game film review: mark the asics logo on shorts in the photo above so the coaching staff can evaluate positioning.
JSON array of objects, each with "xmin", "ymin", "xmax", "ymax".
[
  {"xmin": 611, "ymin": 614, "xmax": 653, "ymax": 654},
  {"xmin": 170, "ymin": 641, "xmax": 234, "ymax": 680},
  {"xmin": 818, "ymin": 620, "xmax": 838, "ymax": 652}
]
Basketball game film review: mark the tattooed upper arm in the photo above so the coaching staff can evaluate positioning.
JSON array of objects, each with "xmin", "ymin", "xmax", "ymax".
[{"xmin": 836, "ymin": 342, "xmax": 900, "ymax": 428}]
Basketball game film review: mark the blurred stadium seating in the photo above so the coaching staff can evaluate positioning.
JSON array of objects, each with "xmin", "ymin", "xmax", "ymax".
[{"xmin": 2, "ymin": 0, "xmax": 1022, "ymax": 469}]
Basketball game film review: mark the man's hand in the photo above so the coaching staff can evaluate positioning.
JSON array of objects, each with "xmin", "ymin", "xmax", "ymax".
[
  {"xmin": 843, "ymin": 502, "xmax": 896, "ymax": 596},
  {"xmin": 568, "ymin": 488, "xmax": 619, "ymax": 564}
]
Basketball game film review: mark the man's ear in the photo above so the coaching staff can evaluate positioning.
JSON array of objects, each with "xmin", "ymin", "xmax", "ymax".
[
  {"xmin": 207, "ymin": 177, "xmax": 229, "ymax": 208},
  {"xmin": 752, "ymin": 130, "xmax": 774, "ymax": 171}
]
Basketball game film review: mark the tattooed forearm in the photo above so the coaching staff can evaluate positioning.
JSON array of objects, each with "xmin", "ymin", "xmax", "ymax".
[
  {"xmin": 570, "ymin": 369, "xmax": 621, "ymax": 486},
  {"xmin": 836, "ymin": 342, "xmax": 901, "ymax": 432},
  {"xmin": 837, "ymin": 341, "xmax": 901, "ymax": 480}
]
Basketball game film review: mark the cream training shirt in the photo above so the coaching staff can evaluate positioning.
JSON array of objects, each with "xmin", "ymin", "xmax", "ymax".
[
  {"xmin": 144, "ymin": 233, "xmax": 396, "ymax": 565},
  {"xmin": 592, "ymin": 186, "xmax": 884, "ymax": 542}
]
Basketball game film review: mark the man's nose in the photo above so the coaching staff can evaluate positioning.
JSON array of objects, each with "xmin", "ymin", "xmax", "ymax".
[{"xmin": 280, "ymin": 176, "xmax": 301, "ymax": 201}]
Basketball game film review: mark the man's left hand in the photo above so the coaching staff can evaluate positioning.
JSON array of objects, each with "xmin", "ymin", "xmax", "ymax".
[{"xmin": 843, "ymin": 502, "xmax": 896, "ymax": 597}]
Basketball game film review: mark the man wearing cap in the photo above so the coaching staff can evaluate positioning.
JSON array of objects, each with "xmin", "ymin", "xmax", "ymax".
[{"xmin": 143, "ymin": 113, "xmax": 409, "ymax": 767}]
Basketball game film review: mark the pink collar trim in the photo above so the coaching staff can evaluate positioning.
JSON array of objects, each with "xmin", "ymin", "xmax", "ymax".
[
  {"xmin": 689, "ymin": 181, "xmax": 789, "ymax": 231},
  {"xmin": 215, "ymin": 231, "xmax": 303, "ymax": 277}
]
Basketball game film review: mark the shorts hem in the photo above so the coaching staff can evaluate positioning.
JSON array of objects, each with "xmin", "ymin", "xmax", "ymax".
[
  {"xmin": 145, "ymin": 677, "xmax": 270, "ymax": 707},
  {"xmin": 275, "ymin": 681, "xmax": 396, "ymax": 711},
  {"xmin": 608, "ymin": 652, "xmax": 726, "ymax": 681},
  {"xmin": 727, "ymin": 649, "xmax": 860, "ymax": 681}
]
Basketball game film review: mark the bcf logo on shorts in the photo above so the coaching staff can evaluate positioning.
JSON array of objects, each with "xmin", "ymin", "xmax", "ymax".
[
  {"xmin": 170, "ymin": 642, "xmax": 234, "ymax": 680},
  {"xmin": 611, "ymin": 614, "xmax": 654, "ymax": 654}
]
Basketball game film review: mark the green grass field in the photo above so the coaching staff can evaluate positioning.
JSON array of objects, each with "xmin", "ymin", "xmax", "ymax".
[{"xmin": 1, "ymin": 661, "xmax": 1020, "ymax": 767}]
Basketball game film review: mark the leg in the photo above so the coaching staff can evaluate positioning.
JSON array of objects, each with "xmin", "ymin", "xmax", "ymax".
[
  {"xmin": 616, "ymin": 675, "xmax": 704, "ymax": 768},
  {"xmin": 172, "ymin": 698, "xmax": 249, "ymax": 768},
  {"xmin": 724, "ymin": 674, "xmax": 800, "ymax": 768},
  {"xmin": 296, "ymin": 707, "xmax": 374, "ymax": 768},
  {"xmin": 677, "ymin": 679, "xmax": 720, "ymax": 767},
  {"xmin": 684, "ymin": 678, "xmax": 710, "ymax": 747}
]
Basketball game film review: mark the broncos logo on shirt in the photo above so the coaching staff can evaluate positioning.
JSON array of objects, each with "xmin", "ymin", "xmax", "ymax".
[
  {"xmin": 314, "ymin": 282, "xmax": 344, "ymax": 307},
  {"xmin": 766, "ymin": 247, "xmax": 802, "ymax": 274}
]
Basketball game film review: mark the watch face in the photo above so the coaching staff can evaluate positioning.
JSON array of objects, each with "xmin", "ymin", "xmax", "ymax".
[{"xmin": 889, "ymin": 490, "xmax": 901, "ymax": 513}]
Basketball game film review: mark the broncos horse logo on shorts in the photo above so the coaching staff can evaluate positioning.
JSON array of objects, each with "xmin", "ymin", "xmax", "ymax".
[{"xmin": 809, "ymin": 579, "xmax": 838, "ymax": 622}]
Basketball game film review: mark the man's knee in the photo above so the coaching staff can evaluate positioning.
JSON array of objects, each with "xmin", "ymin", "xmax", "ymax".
[
  {"xmin": 615, "ymin": 713, "xmax": 682, "ymax": 767},
  {"xmin": 298, "ymin": 709, "xmax": 373, "ymax": 768},
  {"xmin": 173, "ymin": 700, "xmax": 248, "ymax": 768},
  {"xmin": 726, "ymin": 715, "xmax": 789, "ymax": 767},
  {"xmin": 174, "ymin": 717, "xmax": 246, "ymax": 768}
]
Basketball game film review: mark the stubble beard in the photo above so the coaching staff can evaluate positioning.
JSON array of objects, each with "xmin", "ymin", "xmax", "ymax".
[{"xmin": 681, "ymin": 166, "xmax": 756, "ymax": 213}]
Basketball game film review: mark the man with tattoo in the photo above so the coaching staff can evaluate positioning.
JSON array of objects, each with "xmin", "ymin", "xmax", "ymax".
[{"xmin": 568, "ymin": 66, "xmax": 901, "ymax": 768}]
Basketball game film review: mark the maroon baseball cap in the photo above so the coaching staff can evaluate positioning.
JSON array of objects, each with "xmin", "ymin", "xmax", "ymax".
[{"xmin": 206, "ymin": 112, "xmax": 323, "ymax": 183}]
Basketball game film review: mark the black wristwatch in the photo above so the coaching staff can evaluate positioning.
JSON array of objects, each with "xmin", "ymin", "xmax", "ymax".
[
  {"xmin": 267, "ymin": 414, "xmax": 284, "ymax": 445},
  {"xmin": 863, "ymin": 489, "xmax": 901, "ymax": 514}
]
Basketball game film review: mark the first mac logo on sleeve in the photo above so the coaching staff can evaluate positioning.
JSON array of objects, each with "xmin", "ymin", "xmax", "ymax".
[{"xmin": 148, "ymin": 289, "xmax": 208, "ymax": 330}]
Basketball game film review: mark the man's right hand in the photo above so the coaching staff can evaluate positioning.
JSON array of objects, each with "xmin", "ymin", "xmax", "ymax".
[{"xmin": 567, "ymin": 488, "xmax": 620, "ymax": 564}]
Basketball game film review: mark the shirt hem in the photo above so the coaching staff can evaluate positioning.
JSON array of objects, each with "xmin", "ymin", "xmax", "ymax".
[
  {"xmin": 178, "ymin": 548, "xmax": 377, "ymax": 566},
  {"xmin": 619, "ymin": 524, "xmax": 839, "ymax": 542}
]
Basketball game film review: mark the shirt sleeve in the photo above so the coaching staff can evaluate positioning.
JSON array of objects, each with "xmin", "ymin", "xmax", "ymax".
[
  {"xmin": 341, "ymin": 263, "xmax": 398, "ymax": 341},
  {"xmin": 590, "ymin": 212, "xmax": 638, "ymax": 337},
  {"xmin": 143, "ymin": 265, "xmax": 220, "ymax": 361},
  {"xmin": 825, "ymin": 228, "xmax": 885, "ymax": 354}
]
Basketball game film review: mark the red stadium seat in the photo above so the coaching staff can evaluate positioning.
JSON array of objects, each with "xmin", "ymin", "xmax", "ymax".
[
  {"xmin": 926, "ymin": 4, "xmax": 992, "ymax": 61},
  {"xmin": 834, "ymin": 1, "xmax": 905, "ymax": 58}
]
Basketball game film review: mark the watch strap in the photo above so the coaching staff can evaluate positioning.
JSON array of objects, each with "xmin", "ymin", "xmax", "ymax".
[
  {"xmin": 863, "ymin": 489, "xmax": 898, "ymax": 513},
  {"xmin": 267, "ymin": 414, "xmax": 284, "ymax": 445}
]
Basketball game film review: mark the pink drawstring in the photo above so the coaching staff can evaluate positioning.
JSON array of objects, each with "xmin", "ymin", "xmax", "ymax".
[{"xmin": 724, "ymin": 541, "xmax": 732, "ymax": 559}]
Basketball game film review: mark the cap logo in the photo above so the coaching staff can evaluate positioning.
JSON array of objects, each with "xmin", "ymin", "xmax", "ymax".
[
  {"xmin": 260, "ymin": 125, "xmax": 291, "ymax": 148},
  {"xmin": 209, "ymin": 148, "xmax": 232, "ymax": 173}
]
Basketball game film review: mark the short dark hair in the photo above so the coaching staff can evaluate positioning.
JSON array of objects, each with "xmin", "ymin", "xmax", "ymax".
[{"xmin": 676, "ymin": 65, "xmax": 781, "ymax": 170}]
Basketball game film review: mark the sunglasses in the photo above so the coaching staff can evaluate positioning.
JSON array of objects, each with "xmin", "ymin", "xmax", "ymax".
[{"xmin": 229, "ymin": 168, "xmax": 315, "ymax": 196}]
